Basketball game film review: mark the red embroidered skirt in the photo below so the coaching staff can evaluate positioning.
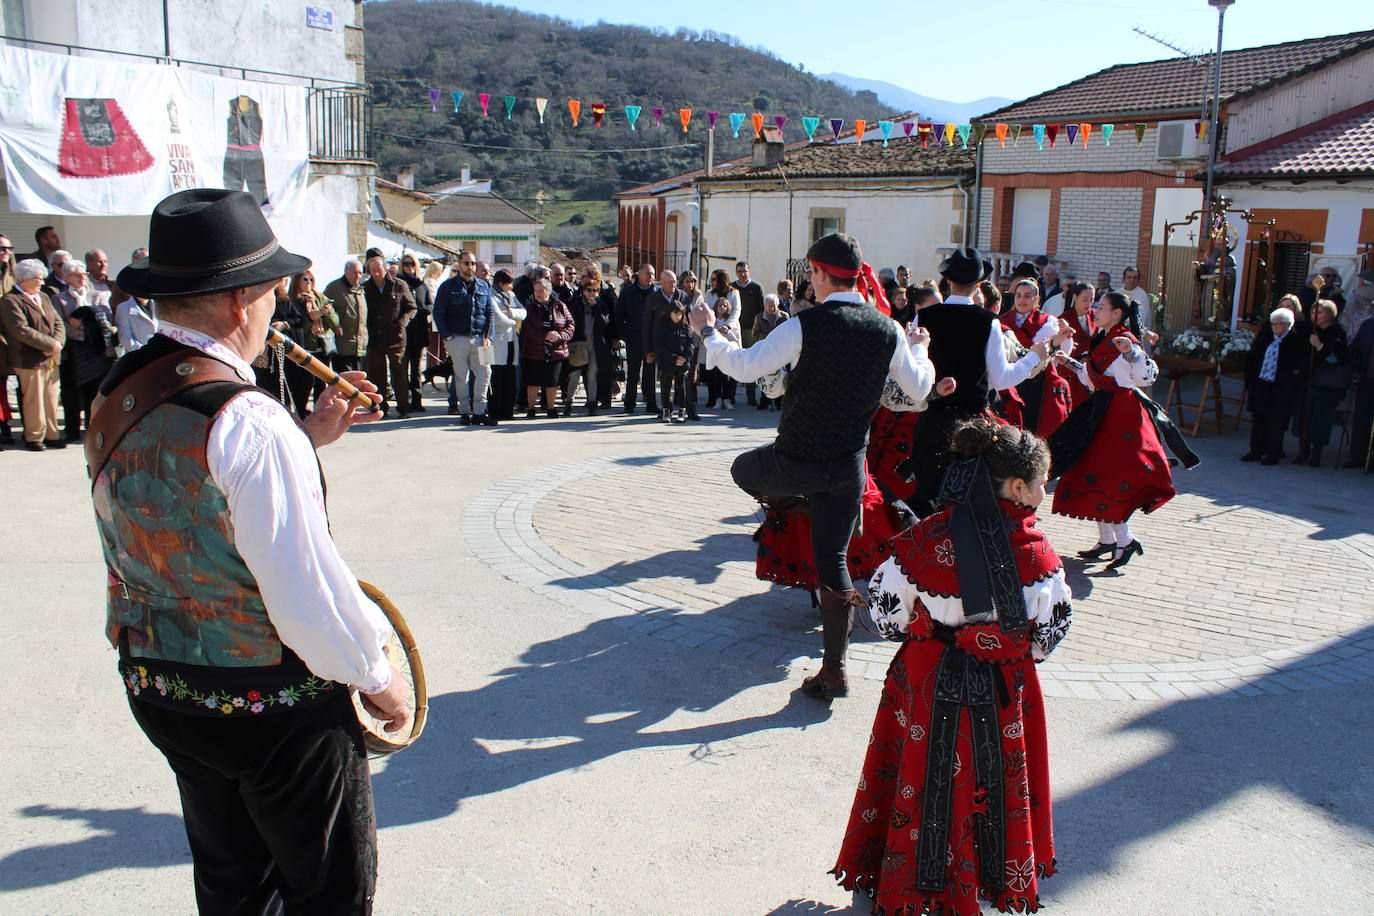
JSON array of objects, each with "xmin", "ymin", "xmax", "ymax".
[
  {"xmin": 755, "ymin": 474, "xmax": 901, "ymax": 590},
  {"xmin": 868, "ymin": 407, "xmax": 921, "ymax": 504},
  {"xmin": 1052, "ymin": 388, "xmax": 1175, "ymax": 524},
  {"xmin": 833, "ymin": 640, "xmax": 1056, "ymax": 915}
]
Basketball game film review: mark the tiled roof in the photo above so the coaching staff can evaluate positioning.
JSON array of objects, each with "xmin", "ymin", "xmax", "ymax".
[
  {"xmin": 375, "ymin": 177, "xmax": 437, "ymax": 203},
  {"xmin": 539, "ymin": 245, "xmax": 595, "ymax": 275},
  {"xmin": 371, "ymin": 218, "xmax": 461, "ymax": 258},
  {"xmin": 981, "ymin": 29, "xmax": 1374, "ymax": 122},
  {"xmin": 696, "ymin": 137, "xmax": 973, "ymax": 183},
  {"xmin": 1215, "ymin": 106, "xmax": 1374, "ymax": 178},
  {"xmin": 426, "ymin": 192, "xmax": 539, "ymax": 225}
]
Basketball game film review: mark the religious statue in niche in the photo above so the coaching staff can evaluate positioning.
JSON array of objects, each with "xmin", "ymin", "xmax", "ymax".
[
  {"xmin": 58, "ymin": 98, "xmax": 154, "ymax": 179},
  {"xmin": 223, "ymin": 94, "xmax": 268, "ymax": 205}
]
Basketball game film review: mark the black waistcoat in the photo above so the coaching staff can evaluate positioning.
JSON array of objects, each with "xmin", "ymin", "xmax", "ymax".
[
  {"xmin": 917, "ymin": 303, "xmax": 996, "ymax": 414},
  {"xmin": 775, "ymin": 300, "xmax": 897, "ymax": 462}
]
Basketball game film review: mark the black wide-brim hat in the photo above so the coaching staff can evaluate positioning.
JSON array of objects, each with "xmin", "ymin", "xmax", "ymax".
[
  {"xmin": 117, "ymin": 189, "xmax": 310, "ymax": 298},
  {"xmin": 938, "ymin": 247, "xmax": 993, "ymax": 285}
]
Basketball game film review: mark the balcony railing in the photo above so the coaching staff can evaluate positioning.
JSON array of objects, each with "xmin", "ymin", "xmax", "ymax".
[{"xmin": 309, "ymin": 88, "xmax": 372, "ymax": 162}]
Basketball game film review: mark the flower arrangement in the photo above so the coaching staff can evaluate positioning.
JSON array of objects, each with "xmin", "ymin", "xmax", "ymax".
[
  {"xmin": 1219, "ymin": 326, "xmax": 1253, "ymax": 357},
  {"xmin": 1169, "ymin": 328, "xmax": 1211, "ymax": 359}
]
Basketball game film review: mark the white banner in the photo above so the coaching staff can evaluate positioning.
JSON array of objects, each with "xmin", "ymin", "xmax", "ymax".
[{"xmin": 0, "ymin": 45, "xmax": 309, "ymax": 216}]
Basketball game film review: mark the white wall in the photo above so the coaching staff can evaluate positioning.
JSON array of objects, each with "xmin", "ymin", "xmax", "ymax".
[
  {"xmin": 700, "ymin": 181, "xmax": 961, "ymax": 286},
  {"xmin": 28, "ymin": 0, "xmax": 359, "ymax": 85},
  {"xmin": 1151, "ymin": 188, "xmax": 1206, "ymax": 246}
]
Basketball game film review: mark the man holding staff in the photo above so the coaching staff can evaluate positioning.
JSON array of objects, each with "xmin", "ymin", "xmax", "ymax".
[
  {"xmin": 692, "ymin": 233, "xmax": 937, "ymax": 699},
  {"xmin": 92, "ymin": 189, "xmax": 408, "ymax": 913}
]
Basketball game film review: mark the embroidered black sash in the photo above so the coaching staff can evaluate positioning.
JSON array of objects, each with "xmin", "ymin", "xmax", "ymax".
[{"xmin": 938, "ymin": 456, "xmax": 1029, "ymax": 633}]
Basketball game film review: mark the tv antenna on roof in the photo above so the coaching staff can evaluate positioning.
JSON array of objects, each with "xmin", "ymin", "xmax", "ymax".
[{"xmin": 1132, "ymin": 26, "xmax": 1204, "ymax": 59}]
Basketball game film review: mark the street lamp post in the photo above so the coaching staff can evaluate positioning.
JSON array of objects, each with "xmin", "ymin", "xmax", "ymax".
[{"xmin": 1202, "ymin": 0, "xmax": 1234, "ymax": 217}]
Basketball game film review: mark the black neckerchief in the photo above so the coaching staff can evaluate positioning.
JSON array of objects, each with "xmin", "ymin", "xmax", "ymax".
[{"xmin": 937, "ymin": 456, "xmax": 1029, "ymax": 633}]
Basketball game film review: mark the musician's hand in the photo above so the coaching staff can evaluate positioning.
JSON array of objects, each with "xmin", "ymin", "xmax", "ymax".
[
  {"xmin": 908, "ymin": 326, "xmax": 931, "ymax": 349},
  {"xmin": 935, "ymin": 376, "xmax": 957, "ymax": 397},
  {"xmin": 688, "ymin": 301, "xmax": 712, "ymax": 335},
  {"xmin": 305, "ymin": 370, "xmax": 382, "ymax": 447},
  {"xmin": 360, "ymin": 663, "xmax": 411, "ymax": 734}
]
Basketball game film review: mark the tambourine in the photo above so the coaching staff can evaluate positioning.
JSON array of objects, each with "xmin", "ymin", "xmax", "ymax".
[{"xmin": 351, "ymin": 580, "xmax": 428, "ymax": 757}]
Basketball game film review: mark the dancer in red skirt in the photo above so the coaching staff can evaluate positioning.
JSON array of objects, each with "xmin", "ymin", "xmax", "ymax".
[
  {"xmin": 1057, "ymin": 282, "xmax": 1096, "ymax": 409},
  {"xmin": 833, "ymin": 419, "xmax": 1072, "ymax": 916},
  {"xmin": 1049, "ymin": 292, "xmax": 1198, "ymax": 570},
  {"xmin": 999, "ymin": 279, "xmax": 1072, "ymax": 438}
]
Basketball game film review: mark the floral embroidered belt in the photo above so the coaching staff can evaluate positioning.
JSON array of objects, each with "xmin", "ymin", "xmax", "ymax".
[{"xmin": 118, "ymin": 655, "xmax": 340, "ymax": 717}]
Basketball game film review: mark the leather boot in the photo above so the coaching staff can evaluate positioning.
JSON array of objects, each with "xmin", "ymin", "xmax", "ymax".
[{"xmin": 802, "ymin": 587, "xmax": 862, "ymax": 700}]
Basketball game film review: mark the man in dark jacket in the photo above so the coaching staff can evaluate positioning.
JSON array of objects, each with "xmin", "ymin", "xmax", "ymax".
[
  {"xmin": 433, "ymin": 249, "xmax": 495, "ymax": 424},
  {"xmin": 397, "ymin": 255, "xmax": 432, "ymax": 413},
  {"xmin": 614, "ymin": 263, "xmax": 659, "ymax": 413},
  {"xmin": 733, "ymin": 261, "xmax": 765, "ymax": 405},
  {"xmin": 363, "ymin": 255, "xmax": 416, "ymax": 418},
  {"xmin": 1344, "ymin": 314, "xmax": 1374, "ymax": 470},
  {"xmin": 642, "ymin": 270, "xmax": 685, "ymax": 418},
  {"xmin": 1243, "ymin": 305, "xmax": 1310, "ymax": 465}
]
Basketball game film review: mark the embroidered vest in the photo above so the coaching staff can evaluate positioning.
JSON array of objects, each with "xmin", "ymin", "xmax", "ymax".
[
  {"xmin": 775, "ymin": 300, "xmax": 897, "ymax": 462},
  {"xmin": 1086, "ymin": 326, "xmax": 1137, "ymax": 392}
]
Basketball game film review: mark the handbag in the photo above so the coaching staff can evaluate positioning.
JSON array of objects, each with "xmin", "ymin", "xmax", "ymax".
[
  {"xmin": 318, "ymin": 330, "xmax": 337, "ymax": 355},
  {"xmin": 567, "ymin": 340, "xmax": 590, "ymax": 368},
  {"xmin": 1311, "ymin": 359, "xmax": 1352, "ymax": 391}
]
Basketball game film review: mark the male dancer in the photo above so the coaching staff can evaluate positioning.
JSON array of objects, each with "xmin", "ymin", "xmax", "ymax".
[
  {"xmin": 692, "ymin": 233, "xmax": 935, "ymax": 699},
  {"xmin": 908, "ymin": 247, "xmax": 1072, "ymax": 516}
]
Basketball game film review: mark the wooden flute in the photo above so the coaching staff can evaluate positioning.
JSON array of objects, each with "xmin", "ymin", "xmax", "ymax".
[{"xmin": 265, "ymin": 327, "xmax": 377, "ymax": 411}]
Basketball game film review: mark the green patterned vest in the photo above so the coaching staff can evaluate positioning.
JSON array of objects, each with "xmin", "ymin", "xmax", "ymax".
[
  {"xmin": 91, "ymin": 338, "xmax": 338, "ymax": 716},
  {"xmin": 93, "ymin": 398, "xmax": 281, "ymax": 666}
]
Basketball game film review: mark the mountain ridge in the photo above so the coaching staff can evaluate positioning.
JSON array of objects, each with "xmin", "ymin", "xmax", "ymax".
[{"xmin": 819, "ymin": 73, "xmax": 1012, "ymax": 123}]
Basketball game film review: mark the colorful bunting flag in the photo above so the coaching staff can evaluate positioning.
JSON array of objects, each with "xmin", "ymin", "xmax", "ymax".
[
  {"xmin": 931, "ymin": 123, "xmax": 944, "ymax": 147},
  {"xmin": 1010, "ymin": 124, "xmax": 1022, "ymax": 146},
  {"xmin": 903, "ymin": 121, "xmax": 916, "ymax": 140},
  {"xmin": 625, "ymin": 105, "xmax": 642, "ymax": 130},
  {"xmin": 427, "ymin": 89, "xmax": 440, "ymax": 112},
  {"xmin": 879, "ymin": 120, "xmax": 894, "ymax": 147},
  {"xmin": 802, "ymin": 116, "xmax": 820, "ymax": 142},
  {"xmin": 679, "ymin": 108, "xmax": 692, "ymax": 133},
  {"xmin": 1101, "ymin": 123, "xmax": 1115, "ymax": 146},
  {"xmin": 830, "ymin": 118, "xmax": 844, "ymax": 142},
  {"xmin": 535, "ymin": 98, "xmax": 547, "ymax": 123},
  {"xmin": 729, "ymin": 112, "xmax": 746, "ymax": 138},
  {"xmin": 479, "ymin": 93, "xmax": 491, "ymax": 116},
  {"xmin": 972, "ymin": 123, "xmax": 987, "ymax": 146},
  {"xmin": 707, "ymin": 111, "xmax": 720, "ymax": 130},
  {"xmin": 1193, "ymin": 120, "xmax": 1202, "ymax": 138},
  {"xmin": 751, "ymin": 112, "xmax": 765, "ymax": 138},
  {"xmin": 652, "ymin": 107, "xmax": 665, "ymax": 128},
  {"xmin": 1033, "ymin": 124, "xmax": 1046, "ymax": 150},
  {"xmin": 504, "ymin": 96, "xmax": 516, "ymax": 119},
  {"xmin": 944, "ymin": 122, "xmax": 957, "ymax": 146},
  {"xmin": 956, "ymin": 123, "xmax": 971, "ymax": 148},
  {"xmin": 1046, "ymin": 124, "xmax": 1060, "ymax": 147},
  {"xmin": 592, "ymin": 103, "xmax": 606, "ymax": 127},
  {"xmin": 1198, "ymin": 121, "xmax": 1208, "ymax": 141},
  {"xmin": 567, "ymin": 99, "xmax": 581, "ymax": 126},
  {"xmin": 995, "ymin": 123, "xmax": 1009, "ymax": 146},
  {"xmin": 1134, "ymin": 122, "xmax": 1147, "ymax": 144},
  {"xmin": 1065, "ymin": 123, "xmax": 1079, "ymax": 145},
  {"xmin": 854, "ymin": 119, "xmax": 867, "ymax": 142},
  {"xmin": 451, "ymin": 91, "xmax": 463, "ymax": 113},
  {"xmin": 773, "ymin": 115, "xmax": 787, "ymax": 136},
  {"xmin": 918, "ymin": 122, "xmax": 932, "ymax": 148},
  {"xmin": 1079, "ymin": 123, "xmax": 1093, "ymax": 147}
]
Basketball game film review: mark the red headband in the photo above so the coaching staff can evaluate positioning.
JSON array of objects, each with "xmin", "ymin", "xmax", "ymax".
[
  {"xmin": 809, "ymin": 258, "xmax": 861, "ymax": 279},
  {"xmin": 811, "ymin": 259, "xmax": 890, "ymax": 316}
]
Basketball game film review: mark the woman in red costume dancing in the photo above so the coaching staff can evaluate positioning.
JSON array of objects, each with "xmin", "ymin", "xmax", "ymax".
[
  {"xmin": 1058, "ymin": 282, "xmax": 1096, "ymax": 408},
  {"xmin": 832, "ymin": 418, "xmax": 1072, "ymax": 916},
  {"xmin": 1049, "ymin": 292, "xmax": 1199, "ymax": 570},
  {"xmin": 999, "ymin": 279, "xmax": 1072, "ymax": 437}
]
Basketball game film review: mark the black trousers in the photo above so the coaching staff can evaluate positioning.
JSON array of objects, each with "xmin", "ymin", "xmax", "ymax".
[
  {"xmin": 60, "ymin": 352, "xmax": 81, "ymax": 437},
  {"xmin": 130, "ymin": 692, "xmax": 375, "ymax": 915},
  {"xmin": 705, "ymin": 367, "xmax": 737, "ymax": 404},
  {"xmin": 224, "ymin": 147, "xmax": 268, "ymax": 205},
  {"xmin": 623, "ymin": 344, "xmax": 656, "ymax": 410},
  {"xmin": 366, "ymin": 347, "xmax": 407, "ymax": 413},
  {"xmin": 490, "ymin": 347, "xmax": 518, "ymax": 420},
  {"xmin": 657, "ymin": 363, "xmax": 687, "ymax": 411},
  {"xmin": 1350, "ymin": 377, "xmax": 1374, "ymax": 466},
  {"xmin": 403, "ymin": 342, "xmax": 425, "ymax": 404},
  {"xmin": 1248, "ymin": 379, "xmax": 1299, "ymax": 459},
  {"xmin": 731, "ymin": 443, "xmax": 866, "ymax": 593}
]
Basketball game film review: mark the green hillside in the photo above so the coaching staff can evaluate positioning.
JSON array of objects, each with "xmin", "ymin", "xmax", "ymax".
[{"xmin": 363, "ymin": 0, "xmax": 894, "ymax": 245}]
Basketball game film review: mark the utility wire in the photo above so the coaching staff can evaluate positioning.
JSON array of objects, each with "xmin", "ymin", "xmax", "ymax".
[{"xmin": 373, "ymin": 130, "xmax": 699, "ymax": 155}]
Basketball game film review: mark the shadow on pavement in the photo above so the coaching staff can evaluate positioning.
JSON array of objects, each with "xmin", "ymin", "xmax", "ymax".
[
  {"xmin": 0, "ymin": 805, "xmax": 189, "ymax": 888},
  {"xmin": 373, "ymin": 605, "xmax": 834, "ymax": 829},
  {"xmin": 764, "ymin": 899, "xmax": 855, "ymax": 914},
  {"xmin": 1048, "ymin": 622, "xmax": 1374, "ymax": 894}
]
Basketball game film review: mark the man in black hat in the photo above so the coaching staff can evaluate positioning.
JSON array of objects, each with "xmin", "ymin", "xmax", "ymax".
[
  {"xmin": 93, "ymin": 189, "xmax": 408, "ymax": 913},
  {"xmin": 907, "ymin": 247, "xmax": 1072, "ymax": 517},
  {"xmin": 691, "ymin": 232, "xmax": 937, "ymax": 700}
]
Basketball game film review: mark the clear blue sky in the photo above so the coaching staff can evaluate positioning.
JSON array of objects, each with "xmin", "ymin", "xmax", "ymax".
[{"xmin": 477, "ymin": 0, "xmax": 1373, "ymax": 102}]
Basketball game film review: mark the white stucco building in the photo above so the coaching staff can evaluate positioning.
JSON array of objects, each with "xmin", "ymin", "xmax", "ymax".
[
  {"xmin": 423, "ymin": 192, "xmax": 542, "ymax": 268},
  {"xmin": 0, "ymin": 0, "xmax": 374, "ymax": 278}
]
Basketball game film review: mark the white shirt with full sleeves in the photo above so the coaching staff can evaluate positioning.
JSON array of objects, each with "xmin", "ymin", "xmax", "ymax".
[
  {"xmin": 154, "ymin": 323, "xmax": 393, "ymax": 693},
  {"xmin": 702, "ymin": 291, "xmax": 936, "ymax": 406},
  {"xmin": 1068, "ymin": 339, "xmax": 1159, "ymax": 391}
]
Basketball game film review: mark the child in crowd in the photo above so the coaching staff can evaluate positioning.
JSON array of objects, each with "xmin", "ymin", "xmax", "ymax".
[
  {"xmin": 653, "ymin": 301, "xmax": 694, "ymax": 423},
  {"xmin": 703, "ymin": 298, "xmax": 740, "ymax": 410}
]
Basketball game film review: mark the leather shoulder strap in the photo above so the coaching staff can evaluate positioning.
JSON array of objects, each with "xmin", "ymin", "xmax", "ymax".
[{"xmin": 85, "ymin": 352, "xmax": 247, "ymax": 484}]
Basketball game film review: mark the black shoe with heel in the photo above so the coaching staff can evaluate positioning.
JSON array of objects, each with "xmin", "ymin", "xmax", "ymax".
[
  {"xmin": 1078, "ymin": 542, "xmax": 1116, "ymax": 561},
  {"xmin": 1106, "ymin": 540, "xmax": 1144, "ymax": 570}
]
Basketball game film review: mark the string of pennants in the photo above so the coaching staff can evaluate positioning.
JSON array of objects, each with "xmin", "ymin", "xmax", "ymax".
[{"xmin": 422, "ymin": 89, "xmax": 1209, "ymax": 150}]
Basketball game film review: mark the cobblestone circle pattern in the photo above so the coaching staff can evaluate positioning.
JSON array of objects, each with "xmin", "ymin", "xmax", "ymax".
[{"xmin": 462, "ymin": 445, "xmax": 1374, "ymax": 701}]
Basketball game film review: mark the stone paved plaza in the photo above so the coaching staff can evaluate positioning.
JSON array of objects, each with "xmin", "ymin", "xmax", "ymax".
[{"xmin": 3, "ymin": 389, "xmax": 1373, "ymax": 914}]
